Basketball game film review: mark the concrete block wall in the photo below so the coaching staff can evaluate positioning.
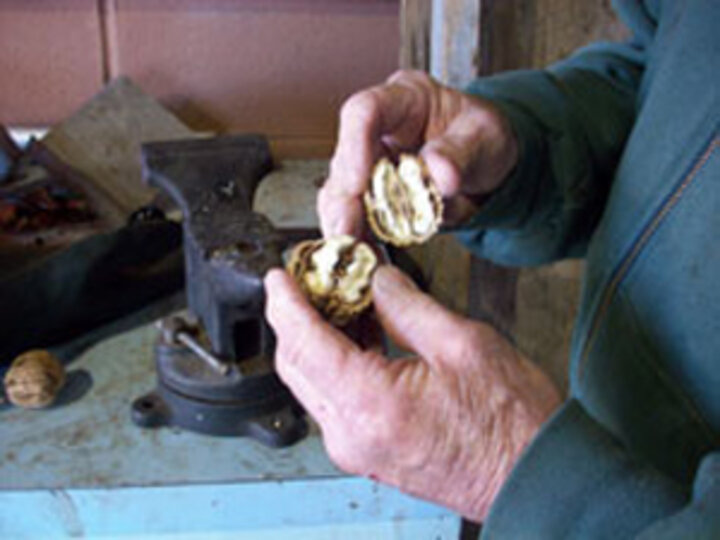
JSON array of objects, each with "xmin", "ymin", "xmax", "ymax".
[{"xmin": 0, "ymin": 0, "xmax": 400, "ymax": 157}]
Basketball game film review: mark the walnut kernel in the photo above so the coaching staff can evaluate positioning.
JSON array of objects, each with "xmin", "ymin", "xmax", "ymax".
[
  {"xmin": 287, "ymin": 235, "xmax": 378, "ymax": 326},
  {"xmin": 364, "ymin": 155, "xmax": 443, "ymax": 246}
]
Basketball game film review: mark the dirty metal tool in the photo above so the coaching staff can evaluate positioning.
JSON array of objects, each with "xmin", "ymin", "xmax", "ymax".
[
  {"xmin": 131, "ymin": 134, "xmax": 308, "ymax": 447},
  {"xmin": 156, "ymin": 317, "xmax": 229, "ymax": 375}
]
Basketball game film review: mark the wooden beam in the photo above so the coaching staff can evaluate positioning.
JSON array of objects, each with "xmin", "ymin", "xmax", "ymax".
[
  {"xmin": 399, "ymin": 0, "xmax": 432, "ymax": 71},
  {"xmin": 430, "ymin": 0, "xmax": 482, "ymax": 87}
]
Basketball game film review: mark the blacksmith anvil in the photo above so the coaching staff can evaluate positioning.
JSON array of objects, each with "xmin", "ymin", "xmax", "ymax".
[{"xmin": 131, "ymin": 135, "xmax": 308, "ymax": 447}]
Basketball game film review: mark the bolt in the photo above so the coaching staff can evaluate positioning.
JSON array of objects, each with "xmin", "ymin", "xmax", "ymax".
[
  {"xmin": 175, "ymin": 332, "xmax": 230, "ymax": 375},
  {"xmin": 218, "ymin": 180, "xmax": 235, "ymax": 198}
]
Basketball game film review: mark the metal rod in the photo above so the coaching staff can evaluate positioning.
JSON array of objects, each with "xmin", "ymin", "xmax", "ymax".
[{"xmin": 175, "ymin": 331, "xmax": 230, "ymax": 376}]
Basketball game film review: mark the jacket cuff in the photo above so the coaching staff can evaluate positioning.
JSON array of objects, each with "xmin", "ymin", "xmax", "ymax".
[{"xmin": 482, "ymin": 399, "xmax": 687, "ymax": 539}]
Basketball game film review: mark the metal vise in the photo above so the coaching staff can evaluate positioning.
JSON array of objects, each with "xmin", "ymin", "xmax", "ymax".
[{"xmin": 131, "ymin": 135, "xmax": 308, "ymax": 447}]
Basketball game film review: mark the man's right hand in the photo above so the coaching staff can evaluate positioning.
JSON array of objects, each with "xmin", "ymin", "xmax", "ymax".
[
  {"xmin": 319, "ymin": 69, "xmax": 519, "ymax": 237},
  {"xmin": 266, "ymin": 264, "xmax": 561, "ymax": 521}
]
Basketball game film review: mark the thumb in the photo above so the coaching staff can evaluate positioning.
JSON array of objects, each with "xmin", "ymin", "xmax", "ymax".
[{"xmin": 372, "ymin": 265, "xmax": 471, "ymax": 364}]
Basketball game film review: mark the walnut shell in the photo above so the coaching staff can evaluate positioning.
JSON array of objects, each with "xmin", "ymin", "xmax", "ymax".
[
  {"xmin": 3, "ymin": 350, "xmax": 66, "ymax": 409},
  {"xmin": 364, "ymin": 155, "xmax": 443, "ymax": 247},
  {"xmin": 287, "ymin": 235, "xmax": 378, "ymax": 326}
]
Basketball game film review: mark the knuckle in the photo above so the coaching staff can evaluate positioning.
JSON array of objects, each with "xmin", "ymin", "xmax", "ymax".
[
  {"xmin": 388, "ymin": 68, "xmax": 432, "ymax": 87},
  {"xmin": 340, "ymin": 90, "xmax": 379, "ymax": 125},
  {"xmin": 446, "ymin": 320, "xmax": 485, "ymax": 362}
]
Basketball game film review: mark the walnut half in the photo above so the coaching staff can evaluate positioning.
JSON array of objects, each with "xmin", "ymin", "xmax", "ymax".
[
  {"xmin": 364, "ymin": 155, "xmax": 443, "ymax": 246},
  {"xmin": 287, "ymin": 235, "xmax": 378, "ymax": 326}
]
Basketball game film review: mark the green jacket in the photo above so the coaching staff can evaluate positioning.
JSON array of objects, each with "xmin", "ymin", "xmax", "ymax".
[{"xmin": 457, "ymin": 0, "xmax": 719, "ymax": 537}]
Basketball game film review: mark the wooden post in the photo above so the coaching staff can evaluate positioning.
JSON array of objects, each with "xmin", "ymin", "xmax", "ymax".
[
  {"xmin": 399, "ymin": 0, "xmax": 432, "ymax": 71},
  {"xmin": 430, "ymin": 0, "xmax": 482, "ymax": 87},
  {"xmin": 396, "ymin": 1, "xmax": 485, "ymax": 317}
]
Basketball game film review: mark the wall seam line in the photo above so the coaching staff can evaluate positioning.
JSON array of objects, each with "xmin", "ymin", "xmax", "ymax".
[{"xmin": 97, "ymin": 0, "xmax": 119, "ymax": 83}]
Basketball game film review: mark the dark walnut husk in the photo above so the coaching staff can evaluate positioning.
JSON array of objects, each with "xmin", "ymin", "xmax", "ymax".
[
  {"xmin": 363, "ymin": 154, "xmax": 443, "ymax": 247},
  {"xmin": 286, "ymin": 235, "xmax": 378, "ymax": 326}
]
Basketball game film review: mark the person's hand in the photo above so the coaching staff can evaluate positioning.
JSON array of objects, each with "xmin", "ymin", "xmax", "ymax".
[
  {"xmin": 265, "ymin": 265, "xmax": 560, "ymax": 521},
  {"xmin": 319, "ymin": 69, "xmax": 518, "ymax": 237}
]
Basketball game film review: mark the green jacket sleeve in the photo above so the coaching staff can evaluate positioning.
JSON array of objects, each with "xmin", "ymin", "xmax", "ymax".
[
  {"xmin": 482, "ymin": 400, "xmax": 720, "ymax": 539},
  {"xmin": 454, "ymin": 1, "xmax": 654, "ymax": 266}
]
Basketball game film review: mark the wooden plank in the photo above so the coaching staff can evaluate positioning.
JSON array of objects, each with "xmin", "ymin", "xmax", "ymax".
[
  {"xmin": 430, "ymin": 0, "xmax": 482, "ymax": 88},
  {"xmin": 399, "ymin": 0, "xmax": 432, "ymax": 71},
  {"xmin": 483, "ymin": 0, "xmax": 629, "ymax": 72},
  {"xmin": 406, "ymin": 235, "xmax": 471, "ymax": 315},
  {"xmin": 41, "ymin": 77, "xmax": 196, "ymax": 216}
]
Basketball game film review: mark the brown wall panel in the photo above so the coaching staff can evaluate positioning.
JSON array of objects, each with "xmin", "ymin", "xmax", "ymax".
[
  {"xmin": 1, "ymin": 1, "xmax": 399, "ymax": 158},
  {"xmin": 110, "ymin": 0, "xmax": 400, "ymax": 153},
  {"xmin": 0, "ymin": 0, "xmax": 104, "ymax": 126}
]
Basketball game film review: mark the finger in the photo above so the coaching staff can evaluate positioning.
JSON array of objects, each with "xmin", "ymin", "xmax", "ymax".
[
  {"xmin": 320, "ymin": 71, "xmax": 431, "ymax": 237},
  {"xmin": 420, "ymin": 100, "xmax": 517, "ymax": 199},
  {"xmin": 420, "ymin": 112, "xmax": 486, "ymax": 197},
  {"xmin": 265, "ymin": 268, "xmax": 355, "ymax": 394},
  {"xmin": 317, "ymin": 185, "xmax": 365, "ymax": 238},
  {"xmin": 379, "ymin": 69, "xmax": 436, "ymax": 150},
  {"xmin": 264, "ymin": 269, "xmax": 383, "ymax": 421},
  {"xmin": 371, "ymin": 265, "xmax": 471, "ymax": 367}
]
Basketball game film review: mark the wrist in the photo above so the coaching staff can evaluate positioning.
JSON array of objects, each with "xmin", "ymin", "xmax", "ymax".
[{"xmin": 464, "ymin": 339, "xmax": 562, "ymax": 521}]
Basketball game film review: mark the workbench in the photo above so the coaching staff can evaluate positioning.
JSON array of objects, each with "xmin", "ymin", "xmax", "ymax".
[
  {"xmin": 0, "ymin": 80, "xmax": 464, "ymax": 538},
  {"xmin": 0, "ymin": 301, "xmax": 462, "ymax": 539}
]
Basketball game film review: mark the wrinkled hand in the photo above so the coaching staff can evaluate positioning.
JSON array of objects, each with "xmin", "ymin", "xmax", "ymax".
[
  {"xmin": 319, "ymin": 69, "xmax": 518, "ymax": 237},
  {"xmin": 265, "ymin": 265, "xmax": 560, "ymax": 521}
]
